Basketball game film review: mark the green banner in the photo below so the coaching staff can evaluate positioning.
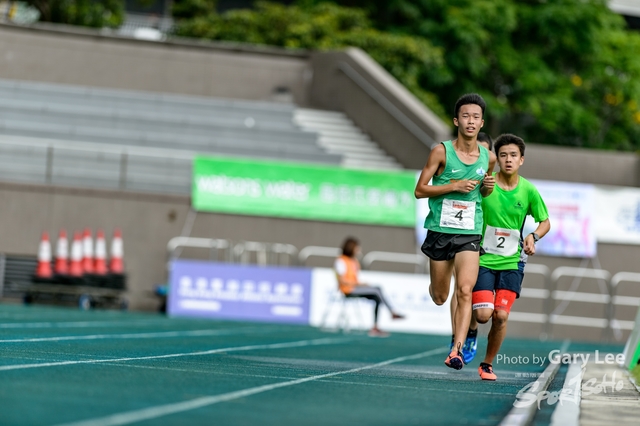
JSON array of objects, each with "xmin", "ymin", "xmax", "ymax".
[{"xmin": 193, "ymin": 156, "xmax": 416, "ymax": 227}]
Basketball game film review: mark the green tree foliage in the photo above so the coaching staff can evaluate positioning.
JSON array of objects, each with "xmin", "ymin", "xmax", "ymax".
[
  {"xmin": 173, "ymin": 1, "xmax": 450, "ymax": 118},
  {"xmin": 25, "ymin": 0, "xmax": 124, "ymax": 28},
  {"xmin": 172, "ymin": 0, "xmax": 217, "ymax": 20},
  {"xmin": 175, "ymin": 0, "xmax": 640, "ymax": 150}
]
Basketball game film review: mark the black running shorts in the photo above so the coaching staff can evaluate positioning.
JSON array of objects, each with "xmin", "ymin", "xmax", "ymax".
[{"xmin": 421, "ymin": 230, "xmax": 483, "ymax": 261}]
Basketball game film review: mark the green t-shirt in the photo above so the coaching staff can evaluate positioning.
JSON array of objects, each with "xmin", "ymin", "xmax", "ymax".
[
  {"xmin": 423, "ymin": 140, "xmax": 489, "ymax": 235},
  {"xmin": 480, "ymin": 174, "xmax": 549, "ymax": 271}
]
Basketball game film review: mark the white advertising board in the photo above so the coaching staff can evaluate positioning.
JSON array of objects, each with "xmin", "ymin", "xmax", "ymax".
[
  {"xmin": 309, "ymin": 268, "xmax": 453, "ymax": 335},
  {"xmin": 594, "ymin": 185, "xmax": 640, "ymax": 245},
  {"xmin": 523, "ymin": 180, "xmax": 596, "ymax": 257}
]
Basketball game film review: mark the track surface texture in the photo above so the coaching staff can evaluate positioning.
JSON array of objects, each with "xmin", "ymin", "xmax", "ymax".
[{"xmin": 0, "ymin": 304, "xmax": 622, "ymax": 426}]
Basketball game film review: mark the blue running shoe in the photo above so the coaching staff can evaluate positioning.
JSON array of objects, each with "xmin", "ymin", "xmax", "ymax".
[{"xmin": 462, "ymin": 334, "xmax": 478, "ymax": 364}]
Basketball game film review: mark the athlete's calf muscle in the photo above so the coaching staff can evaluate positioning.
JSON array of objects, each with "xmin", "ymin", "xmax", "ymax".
[{"xmin": 429, "ymin": 259, "xmax": 454, "ymax": 305}]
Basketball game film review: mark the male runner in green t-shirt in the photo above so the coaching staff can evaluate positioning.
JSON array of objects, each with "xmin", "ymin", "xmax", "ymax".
[
  {"xmin": 415, "ymin": 94, "xmax": 496, "ymax": 370},
  {"xmin": 471, "ymin": 133, "xmax": 551, "ymax": 381}
]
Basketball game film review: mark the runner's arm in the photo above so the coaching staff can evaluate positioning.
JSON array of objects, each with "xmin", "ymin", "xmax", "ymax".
[
  {"xmin": 480, "ymin": 151, "xmax": 497, "ymax": 197},
  {"xmin": 523, "ymin": 218, "xmax": 551, "ymax": 255},
  {"xmin": 414, "ymin": 145, "xmax": 475, "ymax": 199}
]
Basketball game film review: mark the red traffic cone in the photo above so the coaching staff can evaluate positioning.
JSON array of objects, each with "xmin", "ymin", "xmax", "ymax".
[
  {"xmin": 94, "ymin": 230, "xmax": 108, "ymax": 276},
  {"xmin": 82, "ymin": 228, "xmax": 94, "ymax": 274},
  {"xmin": 69, "ymin": 231, "xmax": 83, "ymax": 277},
  {"xmin": 54, "ymin": 229, "xmax": 69, "ymax": 275},
  {"xmin": 35, "ymin": 232, "xmax": 53, "ymax": 279},
  {"xmin": 109, "ymin": 229, "xmax": 124, "ymax": 274}
]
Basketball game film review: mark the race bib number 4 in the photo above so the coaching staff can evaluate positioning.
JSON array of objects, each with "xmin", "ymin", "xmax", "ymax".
[
  {"xmin": 440, "ymin": 199, "xmax": 476, "ymax": 230},
  {"xmin": 483, "ymin": 225, "xmax": 519, "ymax": 256}
]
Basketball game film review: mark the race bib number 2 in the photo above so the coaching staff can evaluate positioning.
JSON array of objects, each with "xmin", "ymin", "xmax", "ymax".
[
  {"xmin": 483, "ymin": 225, "xmax": 519, "ymax": 256},
  {"xmin": 440, "ymin": 199, "xmax": 476, "ymax": 230}
]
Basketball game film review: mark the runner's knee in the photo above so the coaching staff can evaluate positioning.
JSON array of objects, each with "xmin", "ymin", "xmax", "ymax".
[
  {"xmin": 475, "ymin": 309, "xmax": 493, "ymax": 324},
  {"xmin": 430, "ymin": 285, "xmax": 448, "ymax": 306},
  {"xmin": 472, "ymin": 290, "xmax": 494, "ymax": 323},
  {"xmin": 492, "ymin": 309, "xmax": 509, "ymax": 326},
  {"xmin": 456, "ymin": 284, "xmax": 472, "ymax": 302}
]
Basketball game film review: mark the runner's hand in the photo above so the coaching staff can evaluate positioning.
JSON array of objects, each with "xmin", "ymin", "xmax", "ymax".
[
  {"xmin": 455, "ymin": 180, "xmax": 477, "ymax": 193},
  {"xmin": 523, "ymin": 234, "xmax": 536, "ymax": 255},
  {"xmin": 482, "ymin": 173, "xmax": 495, "ymax": 191}
]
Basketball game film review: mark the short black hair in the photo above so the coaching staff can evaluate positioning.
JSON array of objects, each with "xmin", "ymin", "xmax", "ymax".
[
  {"xmin": 494, "ymin": 133, "xmax": 525, "ymax": 156},
  {"xmin": 454, "ymin": 93, "xmax": 486, "ymax": 118},
  {"xmin": 341, "ymin": 237, "xmax": 360, "ymax": 257},
  {"xmin": 477, "ymin": 132, "xmax": 493, "ymax": 151}
]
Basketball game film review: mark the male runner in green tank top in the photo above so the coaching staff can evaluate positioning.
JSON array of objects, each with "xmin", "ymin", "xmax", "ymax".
[
  {"xmin": 471, "ymin": 134, "xmax": 550, "ymax": 381},
  {"xmin": 415, "ymin": 93, "xmax": 496, "ymax": 370}
]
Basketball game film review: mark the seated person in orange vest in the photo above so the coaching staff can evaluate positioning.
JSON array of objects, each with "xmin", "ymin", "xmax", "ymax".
[{"xmin": 334, "ymin": 237, "xmax": 405, "ymax": 337}]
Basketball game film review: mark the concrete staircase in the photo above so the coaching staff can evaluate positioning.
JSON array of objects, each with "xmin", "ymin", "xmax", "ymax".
[{"xmin": 294, "ymin": 108, "xmax": 402, "ymax": 170}]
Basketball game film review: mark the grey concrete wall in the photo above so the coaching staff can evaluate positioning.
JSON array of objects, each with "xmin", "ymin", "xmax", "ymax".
[
  {"xmin": 0, "ymin": 181, "xmax": 417, "ymax": 311},
  {"xmin": 1, "ymin": 180, "xmax": 638, "ymax": 344},
  {"xmin": 309, "ymin": 48, "xmax": 452, "ymax": 170},
  {"xmin": 0, "ymin": 23, "xmax": 311, "ymax": 104},
  {"xmin": 521, "ymin": 144, "xmax": 640, "ymax": 187}
]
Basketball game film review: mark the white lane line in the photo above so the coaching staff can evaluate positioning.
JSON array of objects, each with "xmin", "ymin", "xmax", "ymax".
[
  {"xmin": 111, "ymin": 362, "xmax": 509, "ymax": 396},
  {"xmin": 0, "ymin": 337, "xmax": 349, "ymax": 372},
  {"xmin": 54, "ymin": 346, "xmax": 449, "ymax": 426},
  {"xmin": 0, "ymin": 327, "xmax": 266, "ymax": 343},
  {"xmin": 0, "ymin": 320, "xmax": 179, "ymax": 329},
  {"xmin": 110, "ymin": 363, "xmax": 301, "ymax": 381},
  {"xmin": 549, "ymin": 360, "xmax": 583, "ymax": 426},
  {"xmin": 500, "ymin": 340, "xmax": 571, "ymax": 426}
]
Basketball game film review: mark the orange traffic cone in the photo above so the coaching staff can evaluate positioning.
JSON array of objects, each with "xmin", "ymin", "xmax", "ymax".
[
  {"xmin": 82, "ymin": 228, "xmax": 94, "ymax": 274},
  {"xmin": 69, "ymin": 231, "xmax": 83, "ymax": 277},
  {"xmin": 35, "ymin": 232, "xmax": 53, "ymax": 279},
  {"xmin": 54, "ymin": 229, "xmax": 69, "ymax": 275},
  {"xmin": 94, "ymin": 230, "xmax": 108, "ymax": 275},
  {"xmin": 109, "ymin": 229, "xmax": 124, "ymax": 274}
]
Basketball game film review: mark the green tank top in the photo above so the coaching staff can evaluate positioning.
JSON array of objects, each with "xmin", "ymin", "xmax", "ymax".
[{"xmin": 423, "ymin": 140, "xmax": 489, "ymax": 235}]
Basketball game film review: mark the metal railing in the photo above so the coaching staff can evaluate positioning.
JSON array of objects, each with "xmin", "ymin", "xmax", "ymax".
[
  {"xmin": 299, "ymin": 245, "xmax": 426, "ymax": 273},
  {"xmin": 298, "ymin": 246, "xmax": 342, "ymax": 266},
  {"xmin": 165, "ymin": 237, "xmax": 640, "ymax": 341},
  {"xmin": 510, "ymin": 265, "xmax": 640, "ymax": 341},
  {"xmin": 167, "ymin": 237, "xmax": 232, "ymax": 264},
  {"xmin": 232, "ymin": 241, "xmax": 298, "ymax": 266},
  {"xmin": 609, "ymin": 272, "xmax": 640, "ymax": 340},
  {"xmin": 361, "ymin": 251, "xmax": 427, "ymax": 274},
  {"xmin": 510, "ymin": 264, "xmax": 551, "ymax": 336},
  {"xmin": 548, "ymin": 267, "xmax": 611, "ymax": 339},
  {"xmin": 167, "ymin": 238, "xmax": 298, "ymax": 267}
]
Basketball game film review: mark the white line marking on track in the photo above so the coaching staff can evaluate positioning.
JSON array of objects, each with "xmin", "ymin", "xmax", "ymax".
[
  {"xmin": 0, "ymin": 320, "xmax": 181, "ymax": 329},
  {"xmin": 110, "ymin": 362, "xmax": 510, "ymax": 396},
  {"xmin": 500, "ymin": 340, "xmax": 571, "ymax": 426},
  {"xmin": 110, "ymin": 363, "xmax": 301, "ymax": 380},
  {"xmin": 54, "ymin": 346, "xmax": 449, "ymax": 426},
  {"xmin": 0, "ymin": 327, "xmax": 265, "ymax": 343},
  {"xmin": 0, "ymin": 337, "xmax": 349, "ymax": 372}
]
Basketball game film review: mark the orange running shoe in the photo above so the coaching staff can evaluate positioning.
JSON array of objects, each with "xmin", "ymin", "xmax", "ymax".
[
  {"xmin": 444, "ymin": 350, "xmax": 464, "ymax": 370},
  {"xmin": 478, "ymin": 362, "xmax": 497, "ymax": 381}
]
